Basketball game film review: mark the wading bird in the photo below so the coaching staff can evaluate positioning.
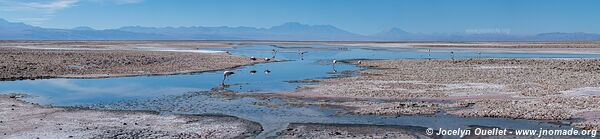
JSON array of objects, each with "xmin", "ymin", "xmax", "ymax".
[
  {"xmin": 357, "ymin": 60, "xmax": 362, "ymax": 64},
  {"xmin": 272, "ymin": 49, "xmax": 277, "ymax": 58},
  {"xmin": 222, "ymin": 71, "xmax": 235, "ymax": 85},
  {"xmin": 264, "ymin": 69, "xmax": 271, "ymax": 74},
  {"xmin": 428, "ymin": 49, "xmax": 432, "ymax": 60},
  {"xmin": 264, "ymin": 58, "xmax": 271, "ymax": 61},
  {"xmin": 249, "ymin": 70, "xmax": 257, "ymax": 74},
  {"xmin": 299, "ymin": 51, "xmax": 306, "ymax": 60},
  {"xmin": 250, "ymin": 56, "xmax": 257, "ymax": 61},
  {"xmin": 332, "ymin": 59, "xmax": 338, "ymax": 72}
]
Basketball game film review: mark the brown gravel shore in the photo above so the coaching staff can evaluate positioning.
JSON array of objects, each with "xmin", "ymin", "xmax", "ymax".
[
  {"xmin": 317, "ymin": 42, "xmax": 600, "ymax": 55},
  {"xmin": 319, "ymin": 41, "xmax": 600, "ymax": 48},
  {"xmin": 0, "ymin": 40, "xmax": 237, "ymax": 48},
  {"xmin": 0, "ymin": 94, "xmax": 262, "ymax": 139},
  {"xmin": 283, "ymin": 58, "xmax": 600, "ymax": 130},
  {"xmin": 0, "ymin": 47, "xmax": 264, "ymax": 81},
  {"xmin": 275, "ymin": 123, "xmax": 437, "ymax": 139},
  {"xmin": 411, "ymin": 42, "xmax": 600, "ymax": 49}
]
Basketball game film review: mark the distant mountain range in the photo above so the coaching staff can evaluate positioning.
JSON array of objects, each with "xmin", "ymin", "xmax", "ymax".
[{"xmin": 1, "ymin": 18, "xmax": 600, "ymax": 41}]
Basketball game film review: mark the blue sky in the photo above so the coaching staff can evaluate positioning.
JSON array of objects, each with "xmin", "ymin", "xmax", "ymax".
[{"xmin": 0, "ymin": 0, "xmax": 599, "ymax": 35}]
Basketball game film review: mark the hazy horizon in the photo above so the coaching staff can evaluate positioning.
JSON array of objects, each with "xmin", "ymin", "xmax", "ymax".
[{"xmin": 1, "ymin": 0, "xmax": 600, "ymax": 35}]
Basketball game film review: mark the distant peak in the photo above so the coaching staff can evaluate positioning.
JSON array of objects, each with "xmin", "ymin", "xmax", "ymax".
[
  {"xmin": 387, "ymin": 28, "xmax": 409, "ymax": 33},
  {"xmin": 271, "ymin": 22, "xmax": 340, "ymax": 30},
  {"xmin": 0, "ymin": 18, "xmax": 37, "ymax": 29},
  {"xmin": 72, "ymin": 26, "xmax": 95, "ymax": 31},
  {"xmin": 275, "ymin": 22, "xmax": 309, "ymax": 28},
  {"xmin": 281, "ymin": 22, "xmax": 304, "ymax": 26}
]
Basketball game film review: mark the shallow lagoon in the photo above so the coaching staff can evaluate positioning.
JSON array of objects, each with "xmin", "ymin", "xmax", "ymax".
[
  {"xmin": 2, "ymin": 44, "xmax": 599, "ymax": 138},
  {"xmin": 2, "ymin": 44, "xmax": 599, "ymax": 105}
]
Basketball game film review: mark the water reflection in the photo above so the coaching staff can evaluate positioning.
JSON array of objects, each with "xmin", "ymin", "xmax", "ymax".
[
  {"xmin": 93, "ymin": 91, "xmax": 569, "ymax": 138},
  {"xmin": 3, "ymin": 44, "xmax": 600, "ymax": 105},
  {"xmin": 2, "ymin": 44, "xmax": 599, "ymax": 138}
]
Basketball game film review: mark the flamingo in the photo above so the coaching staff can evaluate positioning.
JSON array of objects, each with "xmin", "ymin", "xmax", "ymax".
[
  {"xmin": 332, "ymin": 59, "xmax": 338, "ymax": 72},
  {"xmin": 428, "ymin": 49, "xmax": 432, "ymax": 56},
  {"xmin": 427, "ymin": 49, "xmax": 432, "ymax": 60},
  {"xmin": 222, "ymin": 71, "xmax": 235, "ymax": 85},
  {"xmin": 299, "ymin": 51, "xmax": 306, "ymax": 60}
]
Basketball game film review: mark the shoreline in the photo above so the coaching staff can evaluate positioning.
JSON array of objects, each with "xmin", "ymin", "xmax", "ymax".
[
  {"xmin": 4, "ymin": 41, "xmax": 600, "ymax": 137},
  {"xmin": 0, "ymin": 94, "xmax": 263, "ymax": 138},
  {"xmin": 0, "ymin": 47, "xmax": 267, "ymax": 81},
  {"xmin": 272, "ymin": 58, "xmax": 600, "ymax": 130},
  {"xmin": 275, "ymin": 123, "xmax": 436, "ymax": 139},
  {"xmin": 270, "ymin": 41, "xmax": 600, "ymax": 54},
  {"xmin": 0, "ymin": 62, "xmax": 263, "ymax": 82}
]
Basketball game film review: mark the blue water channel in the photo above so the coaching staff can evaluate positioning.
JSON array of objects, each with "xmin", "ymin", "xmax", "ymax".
[{"xmin": 2, "ymin": 44, "xmax": 600, "ymax": 138}]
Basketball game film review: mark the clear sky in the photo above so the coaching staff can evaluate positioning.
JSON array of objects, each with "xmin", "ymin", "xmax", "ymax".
[{"xmin": 0, "ymin": 0, "xmax": 599, "ymax": 35}]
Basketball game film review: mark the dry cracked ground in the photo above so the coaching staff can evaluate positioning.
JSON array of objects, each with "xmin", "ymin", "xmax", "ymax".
[{"xmin": 283, "ymin": 58, "xmax": 600, "ymax": 130}]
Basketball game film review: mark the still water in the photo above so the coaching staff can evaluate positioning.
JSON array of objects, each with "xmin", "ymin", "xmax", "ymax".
[{"xmin": 2, "ymin": 44, "xmax": 599, "ymax": 138}]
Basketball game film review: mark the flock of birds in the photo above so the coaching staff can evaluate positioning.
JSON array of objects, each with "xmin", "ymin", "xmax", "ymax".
[
  {"xmin": 220, "ymin": 49, "xmax": 351, "ymax": 85},
  {"xmin": 220, "ymin": 47, "xmax": 478, "ymax": 85}
]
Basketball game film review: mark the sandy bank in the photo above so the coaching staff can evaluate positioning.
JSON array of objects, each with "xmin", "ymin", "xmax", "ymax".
[
  {"xmin": 284, "ymin": 58, "xmax": 600, "ymax": 130},
  {"xmin": 317, "ymin": 41, "xmax": 600, "ymax": 55},
  {"xmin": 319, "ymin": 41, "xmax": 600, "ymax": 48},
  {"xmin": 0, "ymin": 40, "xmax": 237, "ymax": 49},
  {"xmin": 275, "ymin": 123, "xmax": 436, "ymax": 139},
  {"xmin": 0, "ymin": 47, "xmax": 264, "ymax": 81},
  {"xmin": 0, "ymin": 94, "xmax": 262, "ymax": 139}
]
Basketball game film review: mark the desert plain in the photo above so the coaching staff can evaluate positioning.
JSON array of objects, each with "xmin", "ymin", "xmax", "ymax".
[{"xmin": 2, "ymin": 41, "xmax": 600, "ymax": 138}]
